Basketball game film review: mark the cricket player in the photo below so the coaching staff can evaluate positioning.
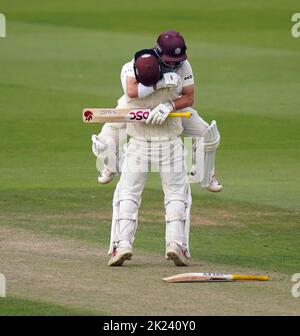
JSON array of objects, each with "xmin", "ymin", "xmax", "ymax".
[
  {"xmin": 106, "ymin": 50, "xmax": 192, "ymax": 267},
  {"xmin": 93, "ymin": 30, "xmax": 222, "ymax": 192}
]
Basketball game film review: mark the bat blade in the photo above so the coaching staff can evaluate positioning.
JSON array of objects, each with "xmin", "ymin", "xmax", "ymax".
[
  {"xmin": 163, "ymin": 273, "xmax": 270, "ymax": 283},
  {"xmin": 83, "ymin": 108, "xmax": 150, "ymax": 123},
  {"xmin": 82, "ymin": 108, "xmax": 191, "ymax": 123},
  {"xmin": 163, "ymin": 273, "xmax": 232, "ymax": 283}
]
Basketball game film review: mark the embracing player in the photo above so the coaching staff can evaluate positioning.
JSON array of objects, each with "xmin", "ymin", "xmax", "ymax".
[
  {"xmin": 93, "ymin": 30, "xmax": 222, "ymax": 192},
  {"xmin": 105, "ymin": 50, "xmax": 192, "ymax": 267}
]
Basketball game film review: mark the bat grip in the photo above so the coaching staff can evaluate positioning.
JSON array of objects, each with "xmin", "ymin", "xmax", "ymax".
[
  {"xmin": 232, "ymin": 275, "xmax": 270, "ymax": 281},
  {"xmin": 169, "ymin": 112, "xmax": 191, "ymax": 118}
]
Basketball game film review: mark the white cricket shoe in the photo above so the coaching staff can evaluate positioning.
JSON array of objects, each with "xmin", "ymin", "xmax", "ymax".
[
  {"xmin": 98, "ymin": 167, "xmax": 115, "ymax": 184},
  {"xmin": 189, "ymin": 169, "xmax": 223, "ymax": 193},
  {"xmin": 207, "ymin": 175, "xmax": 223, "ymax": 193},
  {"xmin": 108, "ymin": 243, "xmax": 133, "ymax": 267},
  {"xmin": 166, "ymin": 241, "xmax": 188, "ymax": 266}
]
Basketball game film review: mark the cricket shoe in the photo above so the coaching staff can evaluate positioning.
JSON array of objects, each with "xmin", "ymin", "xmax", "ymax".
[
  {"xmin": 107, "ymin": 242, "xmax": 133, "ymax": 266},
  {"xmin": 207, "ymin": 175, "xmax": 223, "ymax": 193},
  {"xmin": 166, "ymin": 241, "xmax": 188, "ymax": 266},
  {"xmin": 189, "ymin": 169, "xmax": 223, "ymax": 193},
  {"xmin": 98, "ymin": 167, "xmax": 115, "ymax": 184}
]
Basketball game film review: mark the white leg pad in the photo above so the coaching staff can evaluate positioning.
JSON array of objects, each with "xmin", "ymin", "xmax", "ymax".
[
  {"xmin": 108, "ymin": 183, "xmax": 139, "ymax": 255},
  {"xmin": 192, "ymin": 120, "xmax": 220, "ymax": 187},
  {"xmin": 165, "ymin": 182, "xmax": 192, "ymax": 258},
  {"xmin": 116, "ymin": 204, "xmax": 138, "ymax": 242},
  {"xmin": 165, "ymin": 204, "xmax": 186, "ymax": 244},
  {"xmin": 202, "ymin": 120, "xmax": 220, "ymax": 187},
  {"xmin": 96, "ymin": 124, "xmax": 127, "ymax": 174},
  {"xmin": 184, "ymin": 183, "xmax": 192, "ymax": 258}
]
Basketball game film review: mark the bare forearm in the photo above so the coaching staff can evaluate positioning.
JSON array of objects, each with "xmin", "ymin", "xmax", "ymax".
[
  {"xmin": 172, "ymin": 84, "xmax": 194, "ymax": 110},
  {"xmin": 127, "ymin": 80, "xmax": 139, "ymax": 98},
  {"xmin": 172, "ymin": 94, "xmax": 194, "ymax": 110}
]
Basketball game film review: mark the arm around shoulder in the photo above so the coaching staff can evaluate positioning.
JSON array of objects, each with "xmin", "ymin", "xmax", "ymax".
[
  {"xmin": 126, "ymin": 76, "xmax": 139, "ymax": 98},
  {"xmin": 173, "ymin": 84, "xmax": 195, "ymax": 110}
]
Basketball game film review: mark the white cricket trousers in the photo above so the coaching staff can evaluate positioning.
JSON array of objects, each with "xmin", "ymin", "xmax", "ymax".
[{"xmin": 110, "ymin": 136, "xmax": 191, "ymax": 253}]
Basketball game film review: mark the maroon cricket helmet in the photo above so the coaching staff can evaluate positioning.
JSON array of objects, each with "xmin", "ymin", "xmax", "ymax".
[
  {"xmin": 133, "ymin": 49, "xmax": 162, "ymax": 86},
  {"xmin": 155, "ymin": 30, "xmax": 187, "ymax": 63}
]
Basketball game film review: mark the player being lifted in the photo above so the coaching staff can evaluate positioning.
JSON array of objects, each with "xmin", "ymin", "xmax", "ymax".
[
  {"xmin": 106, "ymin": 50, "xmax": 192, "ymax": 266},
  {"xmin": 92, "ymin": 30, "xmax": 222, "ymax": 192}
]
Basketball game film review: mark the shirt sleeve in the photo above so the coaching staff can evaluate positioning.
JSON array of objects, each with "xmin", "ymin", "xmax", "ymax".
[
  {"xmin": 178, "ymin": 60, "xmax": 194, "ymax": 87},
  {"xmin": 120, "ymin": 60, "xmax": 135, "ymax": 93}
]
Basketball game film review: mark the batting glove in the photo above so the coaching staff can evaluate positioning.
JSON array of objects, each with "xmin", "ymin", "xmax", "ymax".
[
  {"xmin": 156, "ymin": 72, "xmax": 180, "ymax": 89},
  {"xmin": 91, "ymin": 135, "xmax": 107, "ymax": 157},
  {"xmin": 146, "ymin": 103, "xmax": 174, "ymax": 125}
]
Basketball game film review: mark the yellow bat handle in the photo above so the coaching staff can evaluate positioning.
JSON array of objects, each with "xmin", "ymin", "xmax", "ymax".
[
  {"xmin": 232, "ymin": 275, "xmax": 270, "ymax": 281},
  {"xmin": 169, "ymin": 112, "xmax": 191, "ymax": 118}
]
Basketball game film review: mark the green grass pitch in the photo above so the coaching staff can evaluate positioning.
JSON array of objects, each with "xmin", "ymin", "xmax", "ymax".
[{"xmin": 0, "ymin": 0, "xmax": 299, "ymax": 315}]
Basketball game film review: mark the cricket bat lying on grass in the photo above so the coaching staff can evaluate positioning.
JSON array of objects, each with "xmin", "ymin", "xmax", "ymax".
[
  {"xmin": 163, "ymin": 273, "xmax": 270, "ymax": 283},
  {"xmin": 83, "ymin": 108, "xmax": 191, "ymax": 123}
]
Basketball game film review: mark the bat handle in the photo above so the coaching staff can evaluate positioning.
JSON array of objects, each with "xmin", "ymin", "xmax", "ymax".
[
  {"xmin": 169, "ymin": 112, "xmax": 191, "ymax": 118},
  {"xmin": 232, "ymin": 275, "xmax": 270, "ymax": 281}
]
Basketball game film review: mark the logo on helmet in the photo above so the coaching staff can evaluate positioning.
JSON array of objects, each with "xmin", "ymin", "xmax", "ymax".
[{"xmin": 174, "ymin": 48, "xmax": 181, "ymax": 55}]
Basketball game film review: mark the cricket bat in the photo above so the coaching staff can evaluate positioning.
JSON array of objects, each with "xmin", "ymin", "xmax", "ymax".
[
  {"xmin": 163, "ymin": 273, "xmax": 270, "ymax": 283},
  {"xmin": 83, "ymin": 108, "xmax": 191, "ymax": 123}
]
